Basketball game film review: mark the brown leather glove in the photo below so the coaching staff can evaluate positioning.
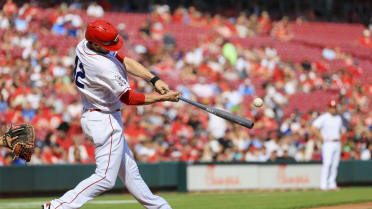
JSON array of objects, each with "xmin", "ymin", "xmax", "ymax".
[{"xmin": 2, "ymin": 124, "xmax": 35, "ymax": 162}]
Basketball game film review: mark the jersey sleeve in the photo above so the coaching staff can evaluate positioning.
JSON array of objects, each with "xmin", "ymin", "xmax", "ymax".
[{"xmin": 312, "ymin": 115, "xmax": 324, "ymax": 129}]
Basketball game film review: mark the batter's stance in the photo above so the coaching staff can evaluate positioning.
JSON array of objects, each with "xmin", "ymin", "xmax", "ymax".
[
  {"xmin": 312, "ymin": 100, "xmax": 344, "ymax": 191},
  {"xmin": 42, "ymin": 20, "xmax": 179, "ymax": 209}
]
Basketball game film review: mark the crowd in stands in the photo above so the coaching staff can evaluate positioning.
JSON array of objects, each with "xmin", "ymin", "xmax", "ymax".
[{"xmin": 0, "ymin": 1, "xmax": 371, "ymax": 166}]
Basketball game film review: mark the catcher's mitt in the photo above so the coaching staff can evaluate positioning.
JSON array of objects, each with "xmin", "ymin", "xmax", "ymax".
[{"xmin": 2, "ymin": 124, "xmax": 35, "ymax": 162}]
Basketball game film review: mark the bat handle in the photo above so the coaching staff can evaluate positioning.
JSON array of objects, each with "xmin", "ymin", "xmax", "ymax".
[{"xmin": 179, "ymin": 96, "xmax": 190, "ymax": 103}]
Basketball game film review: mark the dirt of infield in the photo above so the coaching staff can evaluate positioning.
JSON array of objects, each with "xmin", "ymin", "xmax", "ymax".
[{"xmin": 311, "ymin": 202, "xmax": 372, "ymax": 209}]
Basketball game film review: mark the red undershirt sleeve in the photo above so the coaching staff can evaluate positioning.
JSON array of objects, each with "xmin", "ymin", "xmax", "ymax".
[
  {"xmin": 115, "ymin": 52, "xmax": 125, "ymax": 63},
  {"xmin": 120, "ymin": 90, "xmax": 145, "ymax": 105}
]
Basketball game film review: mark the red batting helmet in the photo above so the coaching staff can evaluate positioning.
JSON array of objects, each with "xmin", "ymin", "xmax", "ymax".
[{"xmin": 85, "ymin": 19, "xmax": 124, "ymax": 51}]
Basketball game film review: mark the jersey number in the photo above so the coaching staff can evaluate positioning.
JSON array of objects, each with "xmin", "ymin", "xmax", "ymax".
[{"xmin": 73, "ymin": 56, "xmax": 85, "ymax": 89}]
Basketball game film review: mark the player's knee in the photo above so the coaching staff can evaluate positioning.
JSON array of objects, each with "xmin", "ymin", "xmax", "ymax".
[
  {"xmin": 102, "ymin": 177, "xmax": 117, "ymax": 190},
  {"xmin": 323, "ymin": 161, "xmax": 332, "ymax": 167}
]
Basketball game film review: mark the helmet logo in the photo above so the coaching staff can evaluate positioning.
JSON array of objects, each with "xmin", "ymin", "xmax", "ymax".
[{"xmin": 100, "ymin": 35, "xmax": 119, "ymax": 46}]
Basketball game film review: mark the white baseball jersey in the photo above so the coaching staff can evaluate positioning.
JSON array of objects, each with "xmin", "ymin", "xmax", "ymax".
[
  {"xmin": 312, "ymin": 112, "xmax": 344, "ymax": 141},
  {"xmin": 74, "ymin": 39, "xmax": 130, "ymax": 112}
]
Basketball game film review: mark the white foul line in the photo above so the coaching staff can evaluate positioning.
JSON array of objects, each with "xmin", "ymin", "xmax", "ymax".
[{"xmin": 0, "ymin": 199, "xmax": 138, "ymax": 209}]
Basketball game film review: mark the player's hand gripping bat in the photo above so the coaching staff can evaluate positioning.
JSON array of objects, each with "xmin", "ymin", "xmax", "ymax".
[{"xmin": 179, "ymin": 96, "xmax": 254, "ymax": 129}]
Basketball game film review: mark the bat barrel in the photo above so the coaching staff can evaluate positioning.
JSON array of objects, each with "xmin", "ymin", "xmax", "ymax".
[{"xmin": 179, "ymin": 96, "xmax": 254, "ymax": 129}]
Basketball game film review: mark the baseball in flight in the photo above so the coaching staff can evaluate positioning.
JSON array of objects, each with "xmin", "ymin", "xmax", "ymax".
[{"xmin": 253, "ymin": 98, "xmax": 263, "ymax": 107}]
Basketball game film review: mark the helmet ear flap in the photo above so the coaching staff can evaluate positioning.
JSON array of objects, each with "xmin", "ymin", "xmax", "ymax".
[{"xmin": 85, "ymin": 28, "xmax": 94, "ymax": 42}]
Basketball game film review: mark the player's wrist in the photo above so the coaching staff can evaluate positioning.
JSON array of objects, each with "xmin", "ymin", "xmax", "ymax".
[
  {"xmin": 142, "ymin": 92, "xmax": 163, "ymax": 103},
  {"xmin": 154, "ymin": 93, "xmax": 165, "ymax": 102},
  {"xmin": 154, "ymin": 93, "xmax": 169, "ymax": 102},
  {"xmin": 149, "ymin": 75, "xmax": 160, "ymax": 86}
]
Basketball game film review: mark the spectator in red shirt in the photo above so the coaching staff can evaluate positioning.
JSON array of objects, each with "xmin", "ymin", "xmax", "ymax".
[
  {"xmin": 68, "ymin": 135, "xmax": 88, "ymax": 164},
  {"xmin": 42, "ymin": 144, "xmax": 62, "ymax": 164},
  {"xmin": 125, "ymin": 117, "xmax": 147, "ymax": 141},
  {"xmin": 3, "ymin": 0, "xmax": 17, "ymax": 16},
  {"xmin": 3, "ymin": 152, "xmax": 14, "ymax": 165},
  {"xmin": 314, "ymin": 59, "xmax": 329, "ymax": 74},
  {"xmin": 271, "ymin": 16, "xmax": 293, "ymax": 41},
  {"xmin": 172, "ymin": 7, "xmax": 184, "ymax": 23},
  {"xmin": 258, "ymin": 11, "xmax": 272, "ymax": 35},
  {"xmin": 56, "ymin": 130, "xmax": 72, "ymax": 151},
  {"xmin": 30, "ymin": 146, "xmax": 43, "ymax": 164},
  {"xmin": 83, "ymin": 138, "xmax": 95, "ymax": 163},
  {"xmin": 18, "ymin": 3, "xmax": 39, "ymax": 21},
  {"xmin": 359, "ymin": 29, "xmax": 372, "ymax": 48}
]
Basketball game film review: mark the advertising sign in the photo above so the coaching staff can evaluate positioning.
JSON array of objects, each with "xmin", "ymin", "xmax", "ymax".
[{"xmin": 187, "ymin": 164, "xmax": 321, "ymax": 191}]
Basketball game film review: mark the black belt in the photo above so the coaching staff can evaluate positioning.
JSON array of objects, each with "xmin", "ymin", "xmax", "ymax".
[{"xmin": 326, "ymin": 139, "xmax": 340, "ymax": 142}]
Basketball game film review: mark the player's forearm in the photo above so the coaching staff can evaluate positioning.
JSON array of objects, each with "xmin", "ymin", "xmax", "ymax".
[
  {"xmin": 143, "ymin": 92, "xmax": 170, "ymax": 104},
  {"xmin": 123, "ymin": 57, "xmax": 155, "ymax": 81},
  {"xmin": 120, "ymin": 90, "xmax": 175, "ymax": 105},
  {"xmin": 121, "ymin": 89, "xmax": 179, "ymax": 105}
]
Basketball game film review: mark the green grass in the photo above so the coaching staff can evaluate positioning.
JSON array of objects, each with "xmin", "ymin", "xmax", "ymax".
[{"xmin": 0, "ymin": 187, "xmax": 372, "ymax": 209}]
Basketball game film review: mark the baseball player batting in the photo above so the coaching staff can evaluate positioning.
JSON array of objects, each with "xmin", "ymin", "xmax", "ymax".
[
  {"xmin": 42, "ymin": 20, "xmax": 179, "ymax": 209},
  {"xmin": 312, "ymin": 99, "xmax": 344, "ymax": 191}
]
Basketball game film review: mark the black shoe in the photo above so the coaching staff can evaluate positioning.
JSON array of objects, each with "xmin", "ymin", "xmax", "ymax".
[{"xmin": 41, "ymin": 202, "xmax": 51, "ymax": 209}]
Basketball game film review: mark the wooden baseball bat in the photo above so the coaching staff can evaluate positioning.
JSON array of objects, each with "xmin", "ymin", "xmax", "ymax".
[{"xmin": 179, "ymin": 96, "xmax": 254, "ymax": 129}]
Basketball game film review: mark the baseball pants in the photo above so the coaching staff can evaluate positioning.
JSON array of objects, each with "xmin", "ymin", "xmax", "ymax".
[
  {"xmin": 50, "ymin": 110, "xmax": 171, "ymax": 209},
  {"xmin": 321, "ymin": 141, "xmax": 341, "ymax": 190}
]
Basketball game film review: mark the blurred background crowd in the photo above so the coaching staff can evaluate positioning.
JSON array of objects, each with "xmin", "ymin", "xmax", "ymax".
[{"xmin": 0, "ymin": 0, "xmax": 371, "ymax": 166}]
